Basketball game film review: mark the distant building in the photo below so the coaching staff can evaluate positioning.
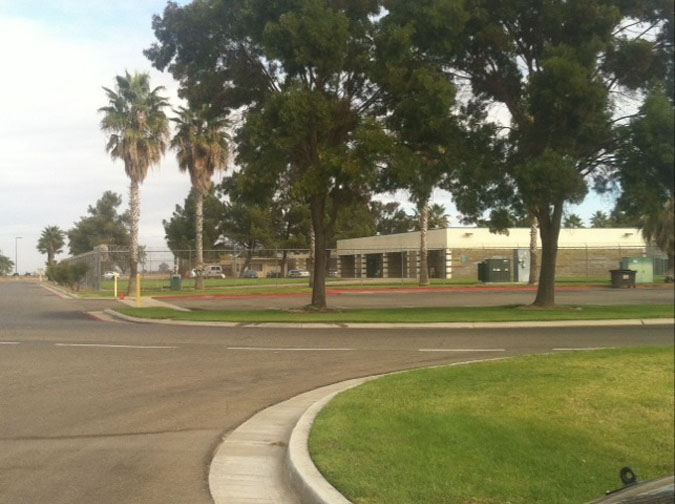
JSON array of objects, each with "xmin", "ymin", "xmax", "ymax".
[{"xmin": 336, "ymin": 227, "xmax": 647, "ymax": 280}]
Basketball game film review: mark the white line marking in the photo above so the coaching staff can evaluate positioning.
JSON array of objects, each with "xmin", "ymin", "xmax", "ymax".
[
  {"xmin": 227, "ymin": 347, "xmax": 353, "ymax": 352},
  {"xmin": 552, "ymin": 347, "xmax": 615, "ymax": 352},
  {"xmin": 54, "ymin": 343, "xmax": 177, "ymax": 349},
  {"xmin": 419, "ymin": 348, "xmax": 506, "ymax": 353},
  {"xmin": 0, "ymin": 342, "xmax": 20, "ymax": 345}
]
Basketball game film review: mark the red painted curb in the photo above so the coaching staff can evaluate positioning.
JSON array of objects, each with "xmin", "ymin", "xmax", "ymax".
[{"xmin": 152, "ymin": 284, "xmax": 671, "ymax": 301}]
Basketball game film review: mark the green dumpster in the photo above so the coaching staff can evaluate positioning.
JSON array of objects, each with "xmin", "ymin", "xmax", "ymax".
[{"xmin": 170, "ymin": 274, "xmax": 182, "ymax": 291}]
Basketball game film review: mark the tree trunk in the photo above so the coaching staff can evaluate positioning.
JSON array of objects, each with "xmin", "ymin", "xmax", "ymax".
[
  {"xmin": 529, "ymin": 216, "xmax": 538, "ymax": 285},
  {"xmin": 127, "ymin": 178, "xmax": 140, "ymax": 296},
  {"xmin": 309, "ymin": 228, "xmax": 316, "ymax": 288},
  {"xmin": 310, "ymin": 197, "xmax": 327, "ymax": 309},
  {"xmin": 47, "ymin": 247, "xmax": 55, "ymax": 267},
  {"xmin": 281, "ymin": 250, "xmax": 288, "ymax": 277},
  {"xmin": 418, "ymin": 200, "xmax": 430, "ymax": 287},
  {"xmin": 195, "ymin": 191, "xmax": 204, "ymax": 290},
  {"xmin": 533, "ymin": 203, "xmax": 563, "ymax": 307}
]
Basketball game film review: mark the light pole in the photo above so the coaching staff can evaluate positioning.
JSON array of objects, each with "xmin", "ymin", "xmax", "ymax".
[{"xmin": 15, "ymin": 236, "xmax": 22, "ymax": 275}]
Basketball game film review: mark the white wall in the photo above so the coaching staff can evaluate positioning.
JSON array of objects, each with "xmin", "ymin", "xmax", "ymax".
[{"xmin": 337, "ymin": 227, "xmax": 645, "ymax": 253}]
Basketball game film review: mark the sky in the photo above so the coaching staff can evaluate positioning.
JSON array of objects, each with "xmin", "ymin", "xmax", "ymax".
[{"xmin": 0, "ymin": 1, "xmax": 618, "ymax": 273}]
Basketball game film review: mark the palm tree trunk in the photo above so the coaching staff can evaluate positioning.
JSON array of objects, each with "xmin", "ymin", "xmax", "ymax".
[
  {"xmin": 419, "ymin": 200, "xmax": 430, "ymax": 287},
  {"xmin": 309, "ymin": 228, "xmax": 316, "ymax": 288},
  {"xmin": 195, "ymin": 191, "xmax": 204, "ymax": 290},
  {"xmin": 529, "ymin": 216, "xmax": 538, "ymax": 285},
  {"xmin": 310, "ymin": 196, "xmax": 327, "ymax": 309},
  {"xmin": 127, "ymin": 179, "xmax": 140, "ymax": 296}
]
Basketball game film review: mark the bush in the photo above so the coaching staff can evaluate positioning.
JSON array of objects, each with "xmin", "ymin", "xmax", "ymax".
[{"xmin": 47, "ymin": 263, "xmax": 89, "ymax": 291}]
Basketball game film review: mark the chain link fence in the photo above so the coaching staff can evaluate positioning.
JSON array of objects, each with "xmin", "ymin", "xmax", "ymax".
[{"xmin": 57, "ymin": 243, "xmax": 668, "ymax": 291}]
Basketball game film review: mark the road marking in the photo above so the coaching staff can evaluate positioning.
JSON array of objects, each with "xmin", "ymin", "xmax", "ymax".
[
  {"xmin": 54, "ymin": 343, "xmax": 177, "ymax": 349},
  {"xmin": 227, "ymin": 347, "xmax": 353, "ymax": 352},
  {"xmin": 552, "ymin": 347, "xmax": 615, "ymax": 352},
  {"xmin": 0, "ymin": 341, "xmax": 20, "ymax": 345},
  {"xmin": 419, "ymin": 348, "xmax": 506, "ymax": 353}
]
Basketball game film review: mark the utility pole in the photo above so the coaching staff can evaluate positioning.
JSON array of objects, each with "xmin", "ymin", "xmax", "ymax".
[{"xmin": 15, "ymin": 236, "xmax": 22, "ymax": 274}]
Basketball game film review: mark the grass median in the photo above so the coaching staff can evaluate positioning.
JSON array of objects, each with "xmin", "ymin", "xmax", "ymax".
[
  {"xmin": 309, "ymin": 347, "xmax": 675, "ymax": 504},
  {"xmin": 114, "ymin": 304, "xmax": 674, "ymax": 323}
]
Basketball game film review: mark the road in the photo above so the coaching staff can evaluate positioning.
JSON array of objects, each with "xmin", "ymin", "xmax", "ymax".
[{"xmin": 0, "ymin": 281, "xmax": 672, "ymax": 504}]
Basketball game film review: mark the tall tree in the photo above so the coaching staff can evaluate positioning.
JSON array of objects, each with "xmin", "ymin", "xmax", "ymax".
[
  {"xmin": 390, "ymin": 0, "xmax": 671, "ymax": 305},
  {"xmin": 590, "ymin": 211, "xmax": 611, "ymax": 228},
  {"xmin": 374, "ymin": 15, "xmax": 459, "ymax": 286},
  {"xmin": 99, "ymin": 71, "xmax": 170, "ymax": 294},
  {"xmin": 369, "ymin": 201, "xmax": 415, "ymax": 235},
  {"xmin": 148, "ymin": 0, "xmax": 385, "ymax": 309},
  {"xmin": 563, "ymin": 213, "xmax": 585, "ymax": 228},
  {"xmin": 413, "ymin": 203, "xmax": 449, "ymax": 230},
  {"xmin": 0, "ymin": 250, "xmax": 13, "ymax": 276},
  {"xmin": 611, "ymin": 89, "xmax": 674, "ymax": 273},
  {"xmin": 67, "ymin": 191, "xmax": 131, "ymax": 255},
  {"xmin": 171, "ymin": 105, "xmax": 230, "ymax": 289},
  {"xmin": 36, "ymin": 226, "xmax": 65, "ymax": 266}
]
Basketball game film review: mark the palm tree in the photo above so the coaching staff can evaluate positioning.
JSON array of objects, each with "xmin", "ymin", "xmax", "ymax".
[
  {"xmin": 99, "ymin": 71, "xmax": 169, "ymax": 294},
  {"xmin": 413, "ymin": 202, "xmax": 447, "ymax": 286},
  {"xmin": 171, "ymin": 105, "xmax": 230, "ymax": 289},
  {"xmin": 36, "ymin": 226, "xmax": 65, "ymax": 266},
  {"xmin": 641, "ymin": 198, "xmax": 674, "ymax": 278}
]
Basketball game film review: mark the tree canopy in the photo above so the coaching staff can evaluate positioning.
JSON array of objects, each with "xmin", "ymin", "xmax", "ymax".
[
  {"xmin": 68, "ymin": 191, "xmax": 131, "ymax": 255},
  {"xmin": 0, "ymin": 250, "xmax": 13, "ymax": 276},
  {"xmin": 37, "ymin": 226, "xmax": 66, "ymax": 266},
  {"xmin": 148, "ymin": 0, "xmax": 387, "ymax": 307}
]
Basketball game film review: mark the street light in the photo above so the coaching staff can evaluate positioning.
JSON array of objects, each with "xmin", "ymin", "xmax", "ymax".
[{"xmin": 15, "ymin": 236, "xmax": 22, "ymax": 275}]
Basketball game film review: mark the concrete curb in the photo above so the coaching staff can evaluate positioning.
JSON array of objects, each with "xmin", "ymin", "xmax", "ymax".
[
  {"xmin": 285, "ymin": 381, "xmax": 372, "ymax": 504},
  {"xmin": 102, "ymin": 309, "xmax": 674, "ymax": 330},
  {"xmin": 40, "ymin": 283, "xmax": 76, "ymax": 299}
]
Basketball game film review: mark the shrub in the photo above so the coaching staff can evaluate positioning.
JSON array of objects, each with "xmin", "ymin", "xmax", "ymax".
[{"xmin": 47, "ymin": 263, "xmax": 89, "ymax": 291}]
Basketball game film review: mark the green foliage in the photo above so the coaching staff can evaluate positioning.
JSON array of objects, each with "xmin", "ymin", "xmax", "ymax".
[
  {"xmin": 563, "ymin": 213, "xmax": 585, "ymax": 228},
  {"xmin": 393, "ymin": 0, "xmax": 671, "ymax": 305},
  {"xmin": 413, "ymin": 203, "xmax": 448, "ymax": 230},
  {"xmin": 148, "ymin": 0, "xmax": 386, "ymax": 306},
  {"xmin": 610, "ymin": 89, "xmax": 674, "ymax": 259},
  {"xmin": 68, "ymin": 191, "xmax": 131, "ymax": 255},
  {"xmin": 369, "ymin": 201, "xmax": 415, "ymax": 235},
  {"xmin": 590, "ymin": 211, "xmax": 610, "ymax": 228},
  {"xmin": 46, "ymin": 262, "xmax": 89, "ymax": 291},
  {"xmin": 99, "ymin": 71, "xmax": 170, "ymax": 183},
  {"xmin": 171, "ymin": 104, "xmax": 230, "ymax": 195},
  {"xmin": 163, "ymin": 188, "xmax": 225, "ymax": 259},
  {"xmin": 36, "ymin": 225, "xmax": 66, "ymax": 266},
  {"xmin": 0, "ymin": 250, "xmax": 13, "ymax": 275}
]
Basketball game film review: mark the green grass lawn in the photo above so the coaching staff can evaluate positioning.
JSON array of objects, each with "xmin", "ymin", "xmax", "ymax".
[
  {"xmin": 310, "ymin": 347, "xmax": 675, "ymax": 504},
  {"xmin": 79, "ymin": 275, "xmax": 670, "ymax": 298},
  {"xmin": 115, "ymin": 304, "xmax": 674, "ymax": 323}
]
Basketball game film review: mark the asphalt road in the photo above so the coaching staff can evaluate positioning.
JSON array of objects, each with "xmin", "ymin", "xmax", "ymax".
[
  {"xmin": 162, "ymin": 285, "xmax": 675, "ymax": 311},
  {"xmin": 0, "ymin": 281, "xmax": 673, "ymax": 504}
]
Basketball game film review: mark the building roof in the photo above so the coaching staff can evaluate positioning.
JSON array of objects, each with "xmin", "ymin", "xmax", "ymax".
[{"xmin": 336, "ymin": 227, "xmax": 646, "ymax": 252}]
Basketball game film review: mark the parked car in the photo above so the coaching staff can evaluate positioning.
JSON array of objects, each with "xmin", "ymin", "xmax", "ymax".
[
  {"xmin": 102, "ymin": 271, "xmax": 119, "ymax": 280},
  {"xmin": 327, "ymin": 269, "xmax": 339, "ymax": 278},
  {"xmin": 288, "ymin": 269, "xmax": 310, "ymax": 278},
  {"xmin": 242, "ymin": 270, "xmax": 259, "ymax": 279},
  {"xmin": 188, "ymin": 265, "xmax": 226, "ymax": 279}
]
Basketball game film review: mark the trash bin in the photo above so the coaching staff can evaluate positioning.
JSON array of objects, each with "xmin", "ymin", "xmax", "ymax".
[
  {"xmin": 609, "ymin": 269, "xmax": 636, "ymax": 288},
  {"xmin": 170, "ymin": 274, "xmax": 182, "ymax": 291}
]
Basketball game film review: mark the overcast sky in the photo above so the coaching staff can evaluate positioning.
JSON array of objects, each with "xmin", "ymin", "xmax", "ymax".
[{"xmin": 0, "ymin": 1, "xmax": 617, "ymax": 273}]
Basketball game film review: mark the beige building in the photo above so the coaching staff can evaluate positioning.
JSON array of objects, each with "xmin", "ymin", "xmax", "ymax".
[{"xmin": 336, "ymin": 227, "xmax": 648, "ymax": 280}]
